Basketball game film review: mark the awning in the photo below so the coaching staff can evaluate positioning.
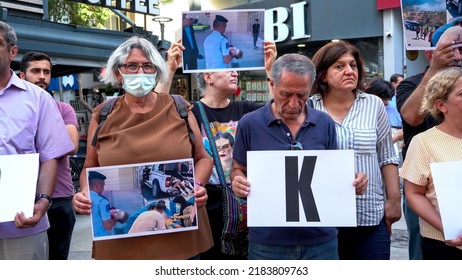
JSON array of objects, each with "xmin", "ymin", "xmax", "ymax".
[
  {"xmin": 13, "ymin": 53, "xmax": 107, "ymax": 77},
  {"xmin": 4, "ymin": 13, "xmax": 159, "ymax": 77}
]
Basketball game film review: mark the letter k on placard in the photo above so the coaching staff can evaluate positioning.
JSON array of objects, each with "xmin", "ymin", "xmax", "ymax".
[{"xmin": 285, "ymin": 156, "xmax": 320, "ymax": 222}]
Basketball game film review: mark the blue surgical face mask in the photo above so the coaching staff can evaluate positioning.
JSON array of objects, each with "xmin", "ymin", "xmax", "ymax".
[{"xmin": 119, "ymin": 70, "xmax": 157, "ymax": 97}]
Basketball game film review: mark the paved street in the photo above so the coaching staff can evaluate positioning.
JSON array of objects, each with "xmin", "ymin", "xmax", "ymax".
[
  {"xmin": 69, "ymin": 196, "xmax": 410, "ymax": 260},
  {"xmin": 405, "ymin": 28, "xmax": 431, "ymax": 49},
  {"xmin": 390, "ymin": 209, "xmax": 409, "ymax": 260},
  {"xmin": 68, "ymin": 213, "xmax": 92, "ymax": 260}
]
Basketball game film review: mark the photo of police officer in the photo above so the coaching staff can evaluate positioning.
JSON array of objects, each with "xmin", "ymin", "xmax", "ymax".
[
  {"xmin": 181, "ymin": 10, "xmax": 265, "ymax": 73},
  {"xmin": 89, "ymin": 171, "xmax": 128, "ymax": 238}
]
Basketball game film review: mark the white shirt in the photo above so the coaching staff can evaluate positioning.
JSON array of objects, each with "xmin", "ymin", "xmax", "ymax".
[{"xmin": 203, "ymin": 30, "xmax": 229, "ymax": 69}]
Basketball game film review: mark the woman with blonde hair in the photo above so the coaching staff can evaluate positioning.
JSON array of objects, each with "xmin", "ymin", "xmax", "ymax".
[{"xmin": 401, "ymin": 67, "xmax": 462, "ymax": 259}]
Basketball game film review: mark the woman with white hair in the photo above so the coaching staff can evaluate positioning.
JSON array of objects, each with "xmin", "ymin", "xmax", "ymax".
[{"xmin": 72, "ymin": 36, "xmax": 213, "ymax": 260}]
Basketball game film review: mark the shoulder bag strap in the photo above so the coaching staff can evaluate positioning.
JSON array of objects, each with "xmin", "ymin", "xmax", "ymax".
[
  {"xmin": 196, "ymin": 101, "xmax": 227, "ymax": 188},
  {"xmin": 171, "ymin": 94, "xmax": 195, "ymax": 157},
  {"xmin": 91, "ymin": 97, "xmax": 119, "ymax": 147}
]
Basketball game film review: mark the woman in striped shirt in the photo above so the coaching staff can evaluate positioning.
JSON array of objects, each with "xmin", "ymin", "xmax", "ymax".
[
  {"xmin": 310, "ymin": 40, "xmax": 401, "ymax": 260},
  {"xmin": 400, "ymin": 67, "xmax": 462, "ymax": 259}
]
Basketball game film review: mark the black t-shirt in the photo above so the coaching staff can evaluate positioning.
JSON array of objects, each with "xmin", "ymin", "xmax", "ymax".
[
  {"xmin": 191, "ymin": 100, "xmax": 263, "ymax": 209},
  {"xmin": 396, "ymin": 72, "xmax": 437, "ymax": 160},
  {"xmin": 192, "ymin": 100, "xmax": 263, "ymax": 128}
]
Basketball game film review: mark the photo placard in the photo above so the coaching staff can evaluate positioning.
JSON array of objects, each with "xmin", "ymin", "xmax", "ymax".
[
  {"xmin": 87, "ymin": 158, "xmax": 198, "ymax": 241},
  {"xmin": 182, "ymin": 9, "xmax": 265, "ymax": 73}
]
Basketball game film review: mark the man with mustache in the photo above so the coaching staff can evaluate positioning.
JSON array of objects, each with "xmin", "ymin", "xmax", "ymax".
[
  {"xmin": 20, "ymin": 51, "xmax": 79, "ymax": 260},
  {"xmin": 231, "ymin": 54, "xmax": 341, "ymax": 260}
]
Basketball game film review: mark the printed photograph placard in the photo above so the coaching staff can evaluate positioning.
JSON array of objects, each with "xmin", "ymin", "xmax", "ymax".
[
  {"xmin": 87, "ymin": 158, "xmax": 198, "ymax": 241},
  {"xmin": 401, "ymin": 0, "xmax": 461, "ymax": 50},
  {"xmin": 181, "ymin": 9, "xmax": 265, "ymax": 73}
]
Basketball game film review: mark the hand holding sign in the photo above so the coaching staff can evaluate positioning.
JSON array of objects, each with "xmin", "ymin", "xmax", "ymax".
[{"xmin": 246, "ymin": 150, "xmax": 357, "ymax": 227}]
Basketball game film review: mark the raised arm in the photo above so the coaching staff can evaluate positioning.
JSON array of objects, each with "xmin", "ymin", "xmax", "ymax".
[
  {"xmin": 400, "ymin": 41, "xmax": 454, "ymax": 126},
  {"xmin": 264, "ymin": 41, "xmax": 277, "ymax": 78},
  {"xmin": 155, "ymin": 38, "xmax": 185, "ymax": 94}
]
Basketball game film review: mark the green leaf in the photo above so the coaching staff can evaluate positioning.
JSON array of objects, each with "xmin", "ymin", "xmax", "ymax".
[{"xmin": 48, "ymin": 0, "xmax": 111, "ymax": 28}]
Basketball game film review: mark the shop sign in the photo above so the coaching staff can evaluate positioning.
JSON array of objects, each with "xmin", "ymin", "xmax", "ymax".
[
  {"xmin": 68, "ymin": 0, "xmax": 160, "ymax": 16},
  {"xmin": 265, "ymin": 1, "xmax": 310, "ymax": 43}
]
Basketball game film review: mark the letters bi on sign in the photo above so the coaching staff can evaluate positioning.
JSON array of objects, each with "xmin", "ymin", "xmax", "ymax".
[{"xmin": 247, "ymin": 150, "xmax": 357, "ymax": 227}]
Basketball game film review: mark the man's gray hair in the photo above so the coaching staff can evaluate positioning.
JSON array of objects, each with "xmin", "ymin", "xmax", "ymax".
[
  {"xmin": 271, "ymin": 53, "xmax": 316, "ymax": 87},
  {"xmin": 100, "ymin": 36, "xmax": 168, "ymax": 87},
  {"xmin": 0, "ymin": 21, "xmax": 17, "ymax": 50}
]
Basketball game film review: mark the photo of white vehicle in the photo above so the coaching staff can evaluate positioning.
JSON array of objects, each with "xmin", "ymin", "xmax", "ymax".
[
  {"xmin": 86, "ymin": 158, "xmax": 198, "ymax": 241},
  {"xmin": 142, "ymin": 162, "xmax": 194, "ymax": 199}
]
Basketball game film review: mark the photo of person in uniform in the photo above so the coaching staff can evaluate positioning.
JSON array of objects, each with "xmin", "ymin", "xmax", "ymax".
[
  {"xmin": 89, "ymin": 171, "xmax": 128, "ymax": 237},
  {"xmin": 203, "ymin": 15, "xmax": 238, "ymax": 69},
  {"xmin": 182, "ymin": 10, "xmax": 265, "ymax": 73}
]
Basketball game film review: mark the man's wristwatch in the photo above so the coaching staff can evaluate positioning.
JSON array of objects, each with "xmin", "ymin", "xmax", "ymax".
[{"xmin": 35, "ymin": 193, "xmax": 52, "ymax": 210}]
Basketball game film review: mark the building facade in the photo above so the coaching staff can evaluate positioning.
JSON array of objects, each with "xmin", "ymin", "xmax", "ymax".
[
  {"xmin": 160, "ymin": 0, "xmax": 410, "ymax": 101},
  {"xmin": 1, "ymin": 0, "xmax": 429, "ymax": 102}
]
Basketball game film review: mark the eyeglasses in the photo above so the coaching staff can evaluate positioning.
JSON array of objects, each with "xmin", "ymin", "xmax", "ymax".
[
  {"xmin": 290, "ymin": 141, "xmax": 303, "ymax": 150},
  {"xmin": 120, "ymin": 63, "xmax": 157, "ymax": 74}
]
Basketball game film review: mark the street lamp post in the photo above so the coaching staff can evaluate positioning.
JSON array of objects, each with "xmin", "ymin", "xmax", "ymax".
[{"xmin": 152, "ymin": 16, "xmax": 173, "ymax": 51}]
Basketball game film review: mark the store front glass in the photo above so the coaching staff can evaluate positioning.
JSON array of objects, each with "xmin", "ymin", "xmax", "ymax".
[{"xmin": 234, "ymin": 37, "xmax": 384, "ymax": 102}]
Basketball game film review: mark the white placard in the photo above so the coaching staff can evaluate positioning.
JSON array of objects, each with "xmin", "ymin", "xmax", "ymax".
[
  {"xmin": 247, "ymin": 150, "xmax": 356, "ymax": 227},
  {"xmin": 0, "ymin": 154, "xmax": 39, "ymax": 222},
  {"xmin": 430, "ymin": 161, "xmax": 462, "ymax": 240}
]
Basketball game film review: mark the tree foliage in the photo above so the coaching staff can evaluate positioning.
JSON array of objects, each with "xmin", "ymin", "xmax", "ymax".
[{"xmin": 48, "ymin": 0, "xmax": 111, "ymax": 28}]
